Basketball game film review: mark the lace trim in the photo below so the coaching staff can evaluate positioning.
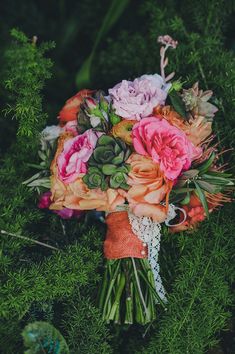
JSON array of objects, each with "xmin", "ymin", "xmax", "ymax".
[{"xmin": 128, "ymin": 204, "xmax": 180, "ymax": 303}]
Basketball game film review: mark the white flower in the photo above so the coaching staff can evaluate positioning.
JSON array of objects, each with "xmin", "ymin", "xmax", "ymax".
[
  {"xmin": 40, "ymin": 125, "xmax": 62, "ymax": 150},
  {"xmin": 90, "ymin": 115, "xmax": 101, "ymax": 128}
]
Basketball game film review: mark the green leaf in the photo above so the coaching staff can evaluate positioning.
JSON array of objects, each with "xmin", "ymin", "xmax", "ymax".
[
  {"xmin": 93, "ymin": 146, "xmax": 114, "ymax": 163},
  {"xmin": 98, "ymin": 135, "xmax": 115, "ymax": 146},
  {"xmin": 173, "ymin": 187, "xmax": 195, "ymax": 194},
  {"xmin": 204, "ymin": 170, "xmax": 233, "ymax": 178},
  {"xmin": 102, "ymin": 164, "xmax": 117, "ymax": 175},
  {"xmin": 202, "ymin": 174, "xmax": 234, "ymax": 186},
  {"xmin": 197, "ymin": 180, "xmax": 219, "ymax": 193},
  {"xmin": 180, "ymin": 193, "xmax": 191, "ymax": 205},
  {"xmin": 110, "ymin": 112, "xmax": 121, "ymax": 125},
  {"xmin": 112, "ymin": 152, "xmax": 124, "ymax": 165},
  {"xmin": 182, "ymin": 169, "xmax": 199, "ymax": 179},
  {"xmin": 76, "ymin": 0, "xmax": 130, "ymax": 88},
  {"xmin": 110, "ymin": 178, "xmax": 120, "ymax": 189},
  {"xmin": 22, "ymin": 321, "xmax": 70, "ymax": 354},
  {"xmin": 169, "ymin": 90, "xmax": 187, "ymax": 119},
  {"xmin": 194, "ymin": 181, "xmax": 209, "ymax": 218},
  {"xmin": 120, "ymin": 182, "xmax": 130, "ymax": 190},
  {"xmin": 197, "ymin": 152, "xmax": 216, "ymax": 174}
]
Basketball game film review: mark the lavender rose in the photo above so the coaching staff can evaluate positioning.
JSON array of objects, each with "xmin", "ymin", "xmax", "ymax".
[{"xmin": 108, "ymin": 74, "xmax": 170, "ymax": 120}]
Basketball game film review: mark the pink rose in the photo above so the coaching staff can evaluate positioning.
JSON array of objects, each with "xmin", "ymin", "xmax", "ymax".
[
  {"xmin": 62, "ymin": 120, "xmax": 79, "ymax": 135},
  {"xmin": 38, "ymin": 192, "xmax": 82, "ymax": 219},
  {"xmin": 38, "ymin": 191, "xmax": 52, "ymax": 209},
  {"xmin": 57, "ymin": 129, "xmax": 99, "ymax": 184},
  {"xmin": 109, "ymin": 74, "xmax": 169, "ymax": 120},
  {"xmin": 54, "ymin": 208, "xmax": 83, "ymax": 219},
  {"xmin": 132, "ymin": 117, "xmax": 202, "ymax": 180}
]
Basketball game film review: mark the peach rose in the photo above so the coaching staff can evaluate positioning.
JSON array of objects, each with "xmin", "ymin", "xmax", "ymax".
[
  {"xmin": 126, "ymin": 154, "xmax": 172, "ymax": 222},
  {"xmin": 50, "ymin": 177, "xmax": 126, "ymax": 212},
  {"xmin": 63, "ymin": 179, "xmax": 126, "ymax": 211}
]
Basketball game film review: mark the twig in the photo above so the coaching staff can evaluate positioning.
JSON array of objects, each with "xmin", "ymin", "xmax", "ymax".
[{"xmin": 0, "ymin": 230, "xmax": 59, "ymax": 251}]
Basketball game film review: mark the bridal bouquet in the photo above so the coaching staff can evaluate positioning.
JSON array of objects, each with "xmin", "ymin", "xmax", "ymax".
[{"xmin": 25, "ymin": 35, "xmax": 233, "ymax": 325}]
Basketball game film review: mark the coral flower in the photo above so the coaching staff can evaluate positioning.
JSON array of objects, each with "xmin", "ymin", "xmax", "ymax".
[
  {"xmin": 126, "ymin": 154, "xmax": 172, "ymax": 222},
  {"xmin": 170, "ymin": 193, "xmax": 206, "ymax": 233},
  {"xmin": 132, "ymin": 117, "xmax": 202, "ymax": 180},
  {"xmin": 170, "ymin": 191, "xmax": 231, "ymax": 233},
  {"xmin": 59, "ymin": 89, "xmax": 94, "ymax": 124}
]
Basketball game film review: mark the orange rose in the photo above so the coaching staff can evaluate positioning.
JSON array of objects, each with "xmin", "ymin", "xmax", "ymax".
[
  {"xmin": 126, "ymin": 154, "xmax": 172, "ymax": 222},
  {"xmin": 154, "ymin": 105, "xmax": 212, "ymax": 146},
  {"xmin": 111, "ymin": 120, "xmax": 136, "ymax": 145},
  {"xmin": 58, "ymin": 89, "xmax": 94, "ymax": 125}
]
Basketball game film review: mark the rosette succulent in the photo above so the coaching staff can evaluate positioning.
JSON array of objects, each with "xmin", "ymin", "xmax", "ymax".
[
  {"xmin": 82, "ymin": 167, "xmax": 108, "ymax": 191},
  {"xmin": 88, "ymin": 135, "xmax": 131, "ymax": 169},
  {"xmin": 181, "ymin": 82, "xmax": 218, "ymax": 120},
  {"xmin": 110, "ymin": 165, "xmax": 130, "ymax": 189},
  {"xmin": 83, "ymin": 135, "xmax": 131, "ymax": 190}
]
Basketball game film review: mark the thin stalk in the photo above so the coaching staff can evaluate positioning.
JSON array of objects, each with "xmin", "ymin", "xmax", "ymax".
[
  {"xmin": 139, "ymin": 259, "xmax": 167, "ymax": 309},
  {"xmin": 102, "ymin": 259, "xmax": 121, "ymax": 319},
  {"xmin": 0, "ymin": 230, "xmax": 59, "ymax": 251},
  {"xmin": 114, "ymin": 301, "xmax": 120, "ymax": 324},
  {"xmin": 125, "ymin": 281, "xmax": 133, "ymax": 324},
  {"xmin": 108, "ymin": 272, "xmax": 125, "ymax": 321},
  {"xmin": 98, "ymin": 263, "xmax": 109, "ymax": 309},
  {"xmin": 131, "ymin": 257, "xmax": 150, "ymax": 322},
  {"xmin": 134, "ymin": 280, "xmax": 145, "ymax": 325}
]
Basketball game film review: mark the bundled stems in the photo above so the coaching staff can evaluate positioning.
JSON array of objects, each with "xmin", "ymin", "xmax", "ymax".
[{"xmin": 98, "ymin": 258, "xmax": 165, "ymax": 325}]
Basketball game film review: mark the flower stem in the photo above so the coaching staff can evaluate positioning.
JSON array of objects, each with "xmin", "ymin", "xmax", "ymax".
[
  {"xmin": 131, "ymin": 257, "xmax": 150, "ymax": 322},
  {"xmin": 125, "ymin": 281, "xmax": 133, "ymax": 324},
  {"xmin": 108, "ymin": 271, "xmax": 125, "ymax": 321},
  {"xmin": 102, "ymin": 259, "xmax": 121, "ymax": 319}
]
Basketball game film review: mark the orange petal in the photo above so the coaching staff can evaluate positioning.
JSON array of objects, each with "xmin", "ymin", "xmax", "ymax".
[{"xmin": 130, "ymin": 203, "xmax": 167, "ymax": 223}]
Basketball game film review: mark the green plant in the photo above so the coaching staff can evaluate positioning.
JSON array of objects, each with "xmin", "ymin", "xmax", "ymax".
[{"xmin": 22, "ymin": 321, "xmax": 69, "ymax": 354}]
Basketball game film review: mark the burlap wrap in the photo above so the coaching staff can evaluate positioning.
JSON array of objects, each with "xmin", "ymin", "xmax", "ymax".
[{"xmin": 104, "ymin": 211, "xmax": 147, "ymax": 259}]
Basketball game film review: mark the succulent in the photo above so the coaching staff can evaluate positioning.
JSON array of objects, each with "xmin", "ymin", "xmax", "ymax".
[
  {"xmin": 83, "ymin": 167, "xmax": 108, "ymax": 191},
  {"xmin": 83, "ymin": 135, "xmax": 131, "ymax": 190},
  {"xmin": 181, "ymin": 82, "xmax": 218, "ymax": 120},
  {"xmin": 88, "ymin": 135, "xmax": 131, "ymax": 169},
  {"xmin": 110, "ymin": 165, "xmax": 130, "ymax": 189}
]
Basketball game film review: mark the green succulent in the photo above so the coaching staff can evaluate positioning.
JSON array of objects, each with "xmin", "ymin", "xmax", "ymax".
[
  {"xmin": 82, "ymin": 167, "xmax": 108, "ymax": 191},
  {"xmin": 110, "ymin": 166, "xmax": 130, "ymax": 190},
  {"xmin": 88, "ymin": 135, "xmax": 131, "ymax": 170},
  {"xmin": 83, "ymin": 135, "xmax": 131, "ymax": 191}
]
